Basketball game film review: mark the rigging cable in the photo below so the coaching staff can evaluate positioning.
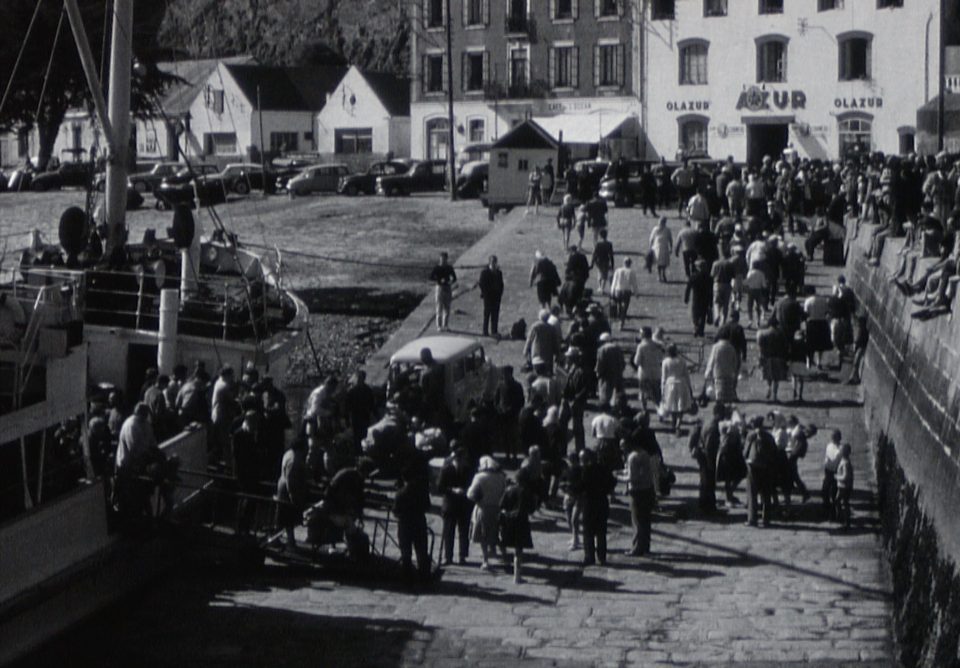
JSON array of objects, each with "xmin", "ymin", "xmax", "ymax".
[
  {"xmin": 0, "ymin": 0, "xmax": 45, "ymax": 120},
  {"xmin": 34, "ymin": 6, "xmax": 67, "ymax": 125}
]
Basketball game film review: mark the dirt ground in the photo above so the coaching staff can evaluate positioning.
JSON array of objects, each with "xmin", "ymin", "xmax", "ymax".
[{"xmin": 0, "ymin": 189, "xmax": 493, "ymax": 388}]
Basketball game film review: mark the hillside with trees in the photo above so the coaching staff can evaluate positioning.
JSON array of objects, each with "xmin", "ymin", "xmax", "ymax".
[{"xmin": 157, "ymin": 0, "xmax": 410, "ymax": 74}]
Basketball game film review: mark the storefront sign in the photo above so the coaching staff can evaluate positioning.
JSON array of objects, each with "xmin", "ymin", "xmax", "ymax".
[
  {"xmin": 713, "ymin": 123, "xmax": 744, "ymax": 138},
  {"xmin": 735, "ymin": 86, "xmax": 807, "ymax": 112},
  {"xmin": 666, "ymin": 100, "xmax": 710, "ymax": 112},
  {"xmin": 834, "ymin": 97, "xmax": 882, "ymax": 110},
  {"xmin": 545, "ymin": 100, "xmax": 593, "ymax": 112}
]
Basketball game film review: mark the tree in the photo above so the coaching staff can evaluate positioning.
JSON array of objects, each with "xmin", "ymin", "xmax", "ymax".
[{"xmin": 0, "ymin": 1, "xmax": 170, "ymax": 170}]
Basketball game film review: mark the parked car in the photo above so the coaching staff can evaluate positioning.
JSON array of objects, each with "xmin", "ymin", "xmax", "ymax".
[
  {"xmin": 30, "ymin": 162, "xmax": 93, "ymax": 191},
  {"xmin": 287, "ymin": 163, "xmax": 350, "ymax": 197},
  {"xmin": 154, "ymin": 170, "xmax": 227, "ymax": 210},
  {"xmin": 337, "ymin": 161, "xmax": 409, "ymax": 196},
  {"xmin": 387, "ymin": 335, "xmax": 500, "ymax": 424},
  {"xmin": 597, "ymin": 159, "xmax": 651, "ymax": 208},
  {"xmin": 456, "ymin": 143, "xmax": 491, "ymax": 170},
  {"xmin": 218, "ymin": 163, "xmax": 267, "ymax": 195},
  {"xmin": 456, "ymin": 160, "xmax": 488, "ymax": 199},
  {"xmin": 272, "ymin": 158, "xmax": 316, "ymax": 193},
  {"xmin": 127, "ymin": 162, "xmax": 181, "ymax": 193},
  {"xmin": 570, "ymin": 160, "xmax": 610, "ymax": 199},
  {"xmin": 376, "ymin": 160, "xmax": 447, "ymax": 196}
]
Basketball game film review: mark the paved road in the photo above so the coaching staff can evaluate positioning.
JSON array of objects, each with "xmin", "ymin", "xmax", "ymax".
[{"xmin": 29, "ymin": 206, "xmax": 892, "ymax": 667}]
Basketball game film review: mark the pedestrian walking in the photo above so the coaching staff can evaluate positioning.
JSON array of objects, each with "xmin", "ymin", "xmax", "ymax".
[
  {"xmin": 834, "ymin": 443, "xmax": 854, "ymax": 528},
  {"xmin": 395, "ymin": 456, "xmax": 432, "ymax": 582},
  {"xmin": 822, "ymin": 429, "xmax": 843, "ymax": 521},
  {"xmin": 430, "ymin": 251, "xmax": 457, "ymax": 332},
  {"xmin": 685, "ymin": 259, "xmax": 713, "ymax": 337},
  {"xmin": 500, "ymin": 463, "xmax": 537, "ymax": 583},
  {"xmin": 529, "ymin": 251, "xmax": 562, "ymax": 310},
  {"xmin": 591, "ymin": 229, "xmax": 615, "ymax": 295},
  {"xmin": 744, "ymin": 417, "xmax": 776, "ymax": 527},
  {"xmin": 660, "ymin": 344, "xmax": 693, "ymax": 433},
  {"xmin": 702, "ymin": 338, "xmax": 740, "ymax": 404},
  {"xmin": 649, "ymin": 217, "xmax": 674, "ymax": 283},
  {"xmin": 758, "ymin": 316, "xmax": 789, "ymax": 403},
  {"xmin": 467, "ymin": 456, "xmax": 508, "ymax": 571},
  {"xmin": 478, "ymin": 255, "xmax": 504, "ymax": 337},
  {"xmin": 526, "ymin": 166, "xmax": 543, "ymax": 216},
  {"xmin": 625, "ymin": 438, "xmax": 657, "ymax": 556},
  {"xmin": 438, "ymin": 446, "xmax": 476, "ymax": 565},
  {"xmin": 580, "ymin": 449, "xmax": 616, "ymax": 566},
  {"xmin": 557, "ymin": 194, "xmax": 576, "ymax": 248},
  {"xmin": 563, "ymin": 348, "xmax": 590, "ymax": 453},
  {"xmin": 595, "ymin": 333, "xmax": 625, "ymax": 411},
  {"xmin": 610, "ymin": 258, "xmax": 639, "ymax": 330},
  {"xmin": 632, "ymin": 327, "xmax": 664, "ymax": 412}
]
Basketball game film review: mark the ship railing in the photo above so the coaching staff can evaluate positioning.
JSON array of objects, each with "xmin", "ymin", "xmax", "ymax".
[{"xmin": 14, "ymin": 265, "xmax": 275, "ymax": 341}]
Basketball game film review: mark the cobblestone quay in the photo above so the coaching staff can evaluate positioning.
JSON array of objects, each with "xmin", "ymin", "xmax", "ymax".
[{"xmin": 28, "ymin": 206, "xmax": 893, "ymax": 667}]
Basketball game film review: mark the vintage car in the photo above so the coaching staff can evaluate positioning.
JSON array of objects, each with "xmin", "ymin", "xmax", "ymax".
[
  {"xmin": 387, "ymin": 335, "xmax": 499, "ymax": 424},
  {"xmin": 376, "ymin": 160, "xmax": 447, "ymax": 197}
]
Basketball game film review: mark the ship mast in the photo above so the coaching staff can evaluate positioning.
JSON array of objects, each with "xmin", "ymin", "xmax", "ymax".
[{"xmin": 65, "ymin": 0, "xmax": 133, "ymax": 256}]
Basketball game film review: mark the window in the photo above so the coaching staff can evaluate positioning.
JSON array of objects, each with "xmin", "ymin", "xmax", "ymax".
[
  {"xmin": 462, "ymin": 51, "xmax": 488, "ymax": 92},
  {"xmin": 518, "ymin": 158, "xmax": 529, "ymax": 171},
  {"xmin": 464, "ymin": 0, "xmax": 487, "ymax": 25},
  {"xmin": 552, "ymin": 0, "xmax": 577, "ymax": 20},
  {"xmin": 818, "ymin": 0, "xmax": 841, "ymax": 10},
  {"xmin": 203, "ymin": 132, "xmax": 238, "ymax": 156},
  {"xmin": 652, "ymin": 0, "xmax": 675, "ymax": 19},
  {"xmin": 839, "ymin": 34, "xmax": 871, "ymax": 81},
  {"xmin": 595, "ymin": 43, "xmax": 624, "ymax": 88},
  {"xmin": 509, "ymin": 46, "xmax": 529, "ymax": 90},
  {"xmin": 756, "ymin": 38, "xmax": 787, "ymax": 83},
  {"xmin": 507, "ymin": 0, "xmax": 528, "ymax": 32},
  {"xmin": 759, "ymin": 0, "xmax": 783, "ymax": 13},
  {"xmin": 426, "ymin": 0, "xmax": 443, "ymax": 28},
  {"xmin": 877, "ymin": 0, "xmax": 902, "ymax": 7},
  {"xmin": 838, "ymin": 116, "xmax": 872, "ymax": 158},
  {"xmin": 204, "ymin": 85, "xmax": 224, "ymax": 114},
  {"xmin": 144, "ymin": 128, "xmax": 159, "ymax": 153},
  {"xmin": 596, "ymin": 0, "xmax": 618, "ymax": 17},
  {"xmin": 679, "ymin": 117, "xmax": 708, "ymax": 157},
  {"xmin": 335, "ymin": 128, "xmax": 372, "ymax": 154},
  {"xmin": 679, "ymin": 41, "xmax": 708, "ymax": 85},
  {"xmin": 550, "ymin": 45, "xmax": 579, "ymax": 89},
  {"xmin": 426, "ymin": 118, "xmax": 449, "ymax": 160},
  {"xmin": 270, "ymin": 132, "xmax": 299, "ymax": 153},
  {"xmin": 468, "ymin": 119, "xmax": 485, "ymax": 143},
  {"xmin": 424, "ymin": 53, "xmax": 445, "ymax": 93},
  {"xmin": 704, "ymin": 0, "xmax": 726, "ymax": 17}
]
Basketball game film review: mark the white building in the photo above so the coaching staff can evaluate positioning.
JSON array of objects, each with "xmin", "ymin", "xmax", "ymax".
[
  {"xmin": 315, "ymin": 66, "xmax": 411, "ymax": 162},
  {"xmin": 642, "ymin": 0, "xmax": 941, "ymax": 164}
]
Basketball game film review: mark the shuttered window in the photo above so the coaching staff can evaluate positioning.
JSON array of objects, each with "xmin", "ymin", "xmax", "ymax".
[
  {"xmin": 549, "ymin": 46, "xmax": 579, "ymax": 89},
  {"xmin": 594, "ymin": 43, "xmax": 624, "ymax": 88}
]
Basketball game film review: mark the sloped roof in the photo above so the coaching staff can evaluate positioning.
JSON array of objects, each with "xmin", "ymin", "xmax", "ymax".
[
  {"xmin": 918, "ymin": 93, "xmax": 960, "ymax": 113},
  {"xmin": 533, "ymin": 113, "xmax": 635, "ymax": 144},
  {"xmin": 286, "ymin": 66, "xmax": 350, "ymax": 111},
  {"xmin": 157, "ymin": 56, "xmax": 254, "ymax": 115},
  {"xmin": 492, "ymin": 120, "xmax": 559, "ymax": 150},
  {"xmin": 361, "ymin": 70, "xmax": 411, "ymax": 117},
  {"xmin": 225, "ymin": 64, "xmax": 315, "ymax": 111}
]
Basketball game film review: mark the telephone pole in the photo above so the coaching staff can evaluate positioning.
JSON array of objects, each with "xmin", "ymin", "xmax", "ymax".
[{"xmin": 445, "ymin": 0, "xmax": 457, "ymax": 200}]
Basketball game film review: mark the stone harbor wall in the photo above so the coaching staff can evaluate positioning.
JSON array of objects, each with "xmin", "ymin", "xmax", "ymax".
[{"xmin": 847, "ymin": 227, "xmax": 960, "ymax": 666}]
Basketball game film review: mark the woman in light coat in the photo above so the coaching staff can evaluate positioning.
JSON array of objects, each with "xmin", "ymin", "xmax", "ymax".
[
  {"xmin": 660, "ymin": 344, "xmax": 693, "ymax": 433},
  {"xmin": 649, "ymin": 217, "xmax": 674, "ymax": 283},
  {"xmin": 467, "ymin": 456, "xmax": 508, "ymax": 571}
]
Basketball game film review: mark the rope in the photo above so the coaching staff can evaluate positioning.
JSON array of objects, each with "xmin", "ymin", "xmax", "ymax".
[{"xmin": 0, "ymin": 0, "xmax": 45, "ymax": 120}]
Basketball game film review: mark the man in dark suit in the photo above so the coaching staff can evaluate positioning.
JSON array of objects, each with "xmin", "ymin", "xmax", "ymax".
[{"xmin": 478, "ymin": 255, "xmax": 504, "ymax": 337}]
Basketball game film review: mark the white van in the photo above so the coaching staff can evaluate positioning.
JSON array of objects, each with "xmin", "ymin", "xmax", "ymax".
[{"xmin": 387, "ymin": 336, "xmax": 499, "ymax": 423}]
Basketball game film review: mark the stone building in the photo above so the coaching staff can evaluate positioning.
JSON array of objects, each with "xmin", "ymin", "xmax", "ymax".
[
  {"xmin": 409, "ymin": 0, "xmax": 643, "ymax": 161},
  {"xmin": 642, "ymin": 0, "xmax": 941, "ymax": 164}
]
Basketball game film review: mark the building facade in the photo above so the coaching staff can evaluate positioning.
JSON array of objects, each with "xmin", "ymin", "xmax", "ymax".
[
  {"xmin": 315, "ymin": 66, "xmax": 411, "ymax": 163},
  {"xmin": 409, "ymin": 0, "xmax": 642, "ymax": 161},
  {"xmin": 642, "ymin": 0, "xmax": 941, "ymax": 165}
]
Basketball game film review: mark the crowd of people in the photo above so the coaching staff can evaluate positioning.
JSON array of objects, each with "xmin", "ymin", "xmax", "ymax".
[{"xmin": 78, "ymin": 146, "xmax": 954, "ymax": 584}]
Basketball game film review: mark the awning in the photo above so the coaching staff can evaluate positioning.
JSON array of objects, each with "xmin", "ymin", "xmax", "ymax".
[{"xmin": 532, "ymin": 112, "xmax": 636, "ymax": 145}]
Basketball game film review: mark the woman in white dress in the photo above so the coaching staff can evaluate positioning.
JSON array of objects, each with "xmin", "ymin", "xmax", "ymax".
[
  {"xmin": 649, "ymin": 216, "xmax": 674, "ymax": 283},
  {"xmin": 660, "ymin": 344, "xmax": 693, "ymax": 433}
]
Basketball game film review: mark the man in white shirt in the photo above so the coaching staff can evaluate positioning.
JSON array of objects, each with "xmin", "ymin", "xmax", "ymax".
[{"xmin": 610, "ymin": 258, "xmax": 640, "ymax": 330}]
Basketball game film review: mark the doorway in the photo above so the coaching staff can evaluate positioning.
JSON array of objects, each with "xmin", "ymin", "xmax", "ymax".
[
  {"xmin": 126, "ymin": 343, "xmax": 159, "ymax": 403},
  {"xmin": 747, "ymin": 123, "xmax": 788, "ymax": 168}
]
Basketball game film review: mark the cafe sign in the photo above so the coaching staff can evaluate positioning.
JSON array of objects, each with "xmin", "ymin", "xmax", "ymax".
[{"xmin": 736, "ymin": 85, "xmax": 807, "ymax": 112}]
